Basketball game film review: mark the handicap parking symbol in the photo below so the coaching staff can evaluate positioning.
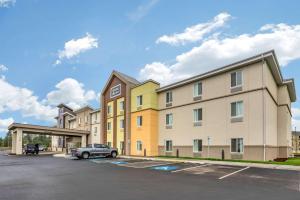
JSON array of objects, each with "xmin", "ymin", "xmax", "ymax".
[{"xmin": 151, "ymin": 165, "xmax": 179, "ymax": 171}]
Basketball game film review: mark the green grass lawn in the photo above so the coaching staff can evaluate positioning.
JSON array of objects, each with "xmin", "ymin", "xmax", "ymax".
[{"xmin": 157, "ymin": 156, "xmax": 300, "ymax": 166}]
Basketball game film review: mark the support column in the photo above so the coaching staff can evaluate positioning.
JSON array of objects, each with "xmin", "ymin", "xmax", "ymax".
[
  {"xmin": 15, "ymin": 129, "xmax": 23, "ymax": 155},
  {"xmin": 81, "ymin": 135, "xmax": 87, "ymax": 147},
  {"xmin": 11, "ymin": 130, "xmax": 16, "ymax": 154}
]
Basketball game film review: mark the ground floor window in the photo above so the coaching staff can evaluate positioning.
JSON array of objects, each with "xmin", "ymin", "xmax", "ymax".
[
  {"xmin": 165, "ymin": 140, "xmax": 173, "ymax": 152},
  {"xmin": 193, "ymin": 139, "xmax": 202, "ymax": 152},
  {"xmin": 136, "ymin": 141, "xmax": 142, "ymax": 151},
  {"xmin": 107, "ymin": 142, "xmax": 112, "ymax": 148},
  {"xmin": 231, "ymin": 138, "xmax": 243, "ymax": 153}
]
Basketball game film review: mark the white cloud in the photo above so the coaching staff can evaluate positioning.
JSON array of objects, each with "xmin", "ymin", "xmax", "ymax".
[
  {"xmin": 292, "ymin": 118, "xmax": 300, "ymax": 131},
  {"xmin": 292, "ymin": 108, "xmax": 300, "ymax": 118},
  {"xmin": 156, "ymin": 12, "xmax": 231, "ymax": 45},
  {"xmin": 55, "ymin": 33, "xmax": 98, "ymax": 65},
  {"xmin": 0, "ymin": 117, "xmax": 14, "ymax": 132},
  {"xmin": 140, "ymin": 22, "xmax": 300, "ymax": 85},
  {"xmin": 0, "ymin": 0, "xmax": 15, "ymax": 8},
  {"xmin": 0, "ymin": 78, "xmax": 57, "ymax": 122},
  {"xmin": 0, "ymin": 64, "xmax": 8, "ymax": 72},
  {"xmin": 127, "ymin": 0, "xmax": 159, "ymax": 22},
  {"xmin": 44, "ymin": 78, "xmax": 97, "ymax": 109}
]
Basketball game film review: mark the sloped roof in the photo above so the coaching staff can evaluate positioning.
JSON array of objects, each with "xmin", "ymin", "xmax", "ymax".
[{"xmin": 113, "ymin": 70, "xmax": 140, "ymax": 85}]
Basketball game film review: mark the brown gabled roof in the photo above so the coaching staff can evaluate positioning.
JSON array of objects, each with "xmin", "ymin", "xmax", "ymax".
[{"xmin": 114, "ymin": 70, "xmax": 140, "ymax": 85}]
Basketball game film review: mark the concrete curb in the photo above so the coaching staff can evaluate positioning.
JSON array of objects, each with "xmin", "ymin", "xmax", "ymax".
[{"xmin": 119, "ymin": 156, "xmax": 300, "ymax": 171}]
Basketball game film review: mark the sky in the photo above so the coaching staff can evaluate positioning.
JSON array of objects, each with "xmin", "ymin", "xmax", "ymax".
[{"xmin": 0, "ymin": 0, "xmax": 300, "ymax": 137}]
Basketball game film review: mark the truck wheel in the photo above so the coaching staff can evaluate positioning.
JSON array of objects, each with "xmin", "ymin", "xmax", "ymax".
[
  {"xmin": 82, "ymin": 152, "xmax": 90, "ymax": 159},
  {"xmin": 111, "ymin": 151, "xmax": 117, "ymax": 158}
]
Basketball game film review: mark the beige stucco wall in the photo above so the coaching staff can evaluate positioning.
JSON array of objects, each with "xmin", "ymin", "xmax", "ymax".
[
  {"xmin": 75, "ymin": 109, "xmax": 92, "ymax": 131},
  {"xmin": 89, "ymin": 111, "xmax": 101, "ymax": 144}
]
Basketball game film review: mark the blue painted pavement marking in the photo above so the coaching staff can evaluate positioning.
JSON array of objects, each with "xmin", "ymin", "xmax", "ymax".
[
  {"xmin": 151, "ymin": 165, "xmax": 179, "ymax": 171},
  {"xmin": 111, "ymin": 161, "xmax": 128, "ymax": 165}
]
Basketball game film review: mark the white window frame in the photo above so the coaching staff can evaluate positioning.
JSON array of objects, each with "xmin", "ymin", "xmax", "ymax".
[
  {"xmin": 94, "ymin": 127, "xmax": 97, "ymax": 133},
  {"xmin": 231, "ymin": 101, "xmax": 244, "ymax": 118},
  {"xmin": 166, "ymin": 113, "xmax": 173, "ymax": 126},
  {"xmin": 137, "ymin": 116, "xmax": 143, "ymax": 127},
  {"xmin": 120, "ymin": 101, "xmax": 124, "ymax": 111},
  {"xmin": 193, "ymin": 82, "xmax": 202, "ymax": 97},
  {"xmin": 107, "ymin": 105, "xmax": 112, "ymax": 114},
  {"xmin": 78, "ymin": 117, "xmax": 81, "ymax": 124},
  {"xmin": 193, "ymin": 139, "xmax": 203, "ymax": 153},
  {"xmin": 120, "ymin": 119, "xmax": 124, "ymax": 129},
  {"xmin": 165, "ymin": 140, "xmax": 173, "ymax": 152},
  {"xmin": 136, "ymin": 95, "xmax": 143, "ymax": 107},
  {"xmin": 193, "ymin": 108, "xmax": 202, "ymax": 122},
  {"xmin": 230, "ymin": 71, "xmax": 243, "ymax": 88},
  {"xmin": 230, "ymin": 138, "xmax": 244, "ymax": 154},
  {"xmin": 166, "ymin": 91, "xmax": 173, "ymax": 104},
  {"xmin": 136, "ymin": 141, "xmax": 142, "ymax": 151},
  {"xmin": 107, "ymin": 122, "xmax": 111, "ymax": 131}
]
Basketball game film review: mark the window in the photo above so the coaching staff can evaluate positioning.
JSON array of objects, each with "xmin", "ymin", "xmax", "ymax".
[
  {"xmin": 120, "ymin": 119, "xmax": 124, "ymax": 129},
  {"xmin": 193, "ymin": 139, "xmax": 202, "ymax": 152},
  {"xmin": 136, "ymin": 141, "xmax": 142, "ymax": 151},
  {"xmin": 166, "ymin": 114, "xmax": 173, "ymax": 126},
  {"xmin": 85, "ymin": 116, "xmax": 88, "ymax": 123},
  {"xmin": 231, "ymin": 71, "xmax": 242, "ymax": 88},
  {"xmin": 107, "ymin": 105, "xmax": 111, "ymax": 114},
  {"xmin": 120, "ymin": 101, "xmax": 124, "ymax": 111},
  {"xmin": 94, "ymin": 127, "xmax": 97, "ymax": 133},
  {"xmin": 107, "ymin": 142, "xmax": 112, "ymax": 148},
  {"xmin": 165, "ymin": 140, "xmax": 173, "ymax": 152},
  {"xmin": 137, "ymin": 95, "xmax": 143, "ymax": 106},
  {"xmin": 231, "ymin": 138, "xmax": 243, "ymax": 153},
  {"xmin": 231, "ymin": 101, "xmax": 243, "ymax": 118},
  {"xmin": 193, "ymin": 82, "xmax": 202, "ymax": 97},
  {"xmin": 137, "ymin": 116, "xmax": 143, "ymax": 127},
  {"xmin": 166, "ymin": 91, "xmax": 173, "ymax": 103},
  {"xmin": 78, "ymin": 117, "xmax": 81, "ymax": 124},
  {"xmin": 193, "ymin": 108, "xmax": 202, "ymax": 122},
  {"xmin": 107, "ymin": 122, "xmax": 111, "ymax": 131}
]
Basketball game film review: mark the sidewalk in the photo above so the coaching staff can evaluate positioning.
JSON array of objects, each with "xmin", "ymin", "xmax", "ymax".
[{"xmin": 119, "ymin": 155, "xmax": 300, "ymax": 171}]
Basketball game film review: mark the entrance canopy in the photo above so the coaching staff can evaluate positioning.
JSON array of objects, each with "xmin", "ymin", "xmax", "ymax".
[
  {"xmin": 8, "ymin": 123, "xmax": 89, "ymax": 155},
  {"xmin": 8, "ymin": 123, "xmax": 90, "ymax": 137}
]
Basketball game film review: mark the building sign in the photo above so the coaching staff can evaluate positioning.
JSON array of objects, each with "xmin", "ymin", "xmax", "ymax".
[{"xmin": 110, "ymin": 84, "xmax": 121, "ymax": 98}]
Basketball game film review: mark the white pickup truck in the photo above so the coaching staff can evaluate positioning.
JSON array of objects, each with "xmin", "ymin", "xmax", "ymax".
[{"xmin": 71, "ymin": 144, "xmax": 118, "ymax": 159}]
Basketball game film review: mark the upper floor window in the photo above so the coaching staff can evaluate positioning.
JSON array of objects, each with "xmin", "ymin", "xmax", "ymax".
[
  {"xmin": 231, "ymin": 101, "xmax": 243, "ymax": 118},
  {"xmin": 107, "ymin": 122, "xmax": 111, "ymax": 131},
  {"xmin": 120, "ymin": 119, "xmax": 125, "ymax": 129},
  {"xmin": 166, "ymin": 113, "xmax": 173, "ymax": 126},
  {"xmin": 94, "ymin": 127, "xmax": 97, "ymax": 133},
  {"xmin": 120, "ymin": 101, "xmax": 124, "ymax": 111},
  {"xmin": 193, "ymin": 82, "xmax": 202, "ymax": 97},
  {"xmin": 85, "ymin": 116, "xmax": 88, "ymax": 123},
  {"xmin": 166, "ymin": 91, "xmax": 173, "ymax": 103},
  {"xmin": 137, "ymin": 95, "xmax": 143, "ymax": 107},
  {"xmin": 137, "ymin": 116, "xmax": 143, "ymax": 127},
  {"xmin": 193, "ymin": 108, "xmax": 202, "ymax": 122},
  {"xmin": 107, "ymin": 105, "xmax": 112, "ymax": 114},
  {"xmin": 231, "ymin": 71, "xmax": 242, "ymax": 88},
  {"xmin": 94, "ymin": 113, "xmax": 97, "ymax": 121},
  {"xmin": 78, "ymin": 117, "xmax": 81, "ymax": 124}
]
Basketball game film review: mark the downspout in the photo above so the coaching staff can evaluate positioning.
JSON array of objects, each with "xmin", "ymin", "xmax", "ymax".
[{"xmin": 262, "ymin": 57, "xmax": 266, "ymax": 161}]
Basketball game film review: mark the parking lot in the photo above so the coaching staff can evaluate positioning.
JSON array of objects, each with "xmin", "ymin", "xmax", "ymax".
[{"xmin": 0, "ymin": 154, "xmax": 299, "ymax": 200}]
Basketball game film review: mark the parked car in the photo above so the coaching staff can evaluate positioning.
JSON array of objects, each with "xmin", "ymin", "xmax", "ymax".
[
  {"xmin": 24, "ymin": 144, "xmax": 37, "ymax": 155},
  {"xmin": 72, "ymin": 144, "xmax": 118, "ymax": 159},
  {"xmin": 39, "ymin": 145, "xmax": 46, "ymax": 151}
]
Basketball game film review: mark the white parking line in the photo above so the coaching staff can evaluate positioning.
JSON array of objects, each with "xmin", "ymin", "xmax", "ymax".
[
  {"xmin": 171, "ymin": 164, "xmax": 211, "ymax": 173},
  {"xmin": 218, "ymin": 166, "xmax": 250, "ymax": 180},
  {"xmin": 121, "ymin": 162, "xmax": 173, "ymax": 168}
]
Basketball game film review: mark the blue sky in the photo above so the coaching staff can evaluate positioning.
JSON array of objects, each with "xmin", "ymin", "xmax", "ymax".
[{"xmin": 0, "ymin": 0, "xmax": 300, "ymax": 137}]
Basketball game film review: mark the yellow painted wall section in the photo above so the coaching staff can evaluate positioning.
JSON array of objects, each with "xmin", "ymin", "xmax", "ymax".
[
  {"xmin": 131, "ymin": 110, "xmax": 158, "ymax": 156},
  {"xmin": 116, "ymin": 115, "xmax": 125, "ymax": 154},
  {"xmin": 131, "ymin": 81, "xmax": 159, "ymax": 112},
  {"xmin": 116, "ymin": 97, "xmax": 125, "ymax": 116},
  {"xmin": 107, "ymin": 101, "xmax": 114, "ymax": 118},
  {"xmin": 106, "ymin": 118, "xmax": 113, "ymax": 146}
]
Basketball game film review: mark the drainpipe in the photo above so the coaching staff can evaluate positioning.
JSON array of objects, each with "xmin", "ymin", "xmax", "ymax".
[{"xmin": 262, "ymin": 58, "xmax": 266, "ymax": 161}]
